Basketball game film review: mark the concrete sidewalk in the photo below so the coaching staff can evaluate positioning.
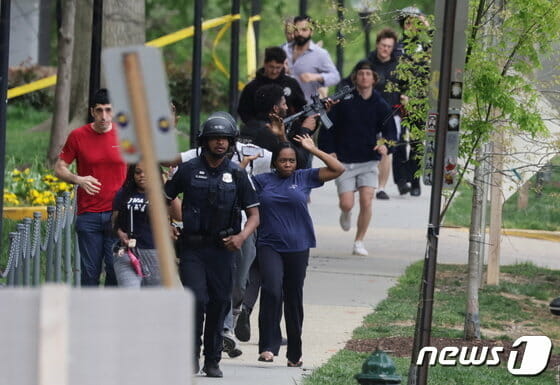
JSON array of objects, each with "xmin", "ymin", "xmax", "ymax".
[{"xmin": 195, "ymin": 170, "xmax": 559, "ymax": 384}]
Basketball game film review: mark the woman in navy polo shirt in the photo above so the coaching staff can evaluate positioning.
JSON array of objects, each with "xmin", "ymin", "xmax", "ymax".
[{"xmin": 252, "ymin": 134, "xmax": 344, "ymax": 366}]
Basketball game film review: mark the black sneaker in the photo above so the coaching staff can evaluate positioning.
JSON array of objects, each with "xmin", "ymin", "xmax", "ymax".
[
  {"xmin": 397, "ymin": 182, "xmax": 411, "ymax": 195},
  {"xmin": 376, "ymin": 190, "xmax": 390, "ymax": 200},
  {"xmin": 202, "ymin": 363, "xmax": 223, "ymax": 378},
  {"xmin": 223, "ymin": 332, "xmax": 243, "ymax": 358},
  {"xmin": 410, "ymin": 186, "xmax": 421, "ymax": 196},
  {"xmin": 235, "ymin": 306, "xmax": 251, "ymax": 342}
]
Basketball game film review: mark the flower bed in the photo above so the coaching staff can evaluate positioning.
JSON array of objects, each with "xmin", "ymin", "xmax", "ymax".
[{"xmin": 3, "ymin": 165, "xmax": 73, "ymax": 217}]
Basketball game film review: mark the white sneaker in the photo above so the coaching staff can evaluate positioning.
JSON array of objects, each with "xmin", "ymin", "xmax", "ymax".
[
  {"xmin": 352, "ymin": 241, "xmax": 369, "ymax": 256},
  {"xmin": 339, "ymin": 211, "xmax": 351, "ymax": 231}
]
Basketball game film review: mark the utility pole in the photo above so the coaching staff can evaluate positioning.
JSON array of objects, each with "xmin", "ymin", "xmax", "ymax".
[
  {"xmin": 487, "ymin": 139, "xmax": 504, "ymax": 285},
  {"xmin": 486, "ymin": 0, "xmax": 505, "ymax": 285},
  {"xmin": 0, "ymin": 0, "xmax": 12, "ymax": 252},
  {"xmin": 299, "ymin": 0, "xmax": 307, "ymax": 16},
  {"xmin": 408, "ymin": 0, "xmax": 469, "ymax": 383},
  {"xmin": 336, "ymin": 0, "xmax": 344, "ymax": 76},
  {"xmin": 228, "ymin": 0, "xmax": 241, "ymax": 117},
  {"xmin": 251, "ymin": 0, "xmax": 261, "ymax": 58},
  {"xmin": 190, "ymin": 0, "xmax": 203, "ymax": 147}
]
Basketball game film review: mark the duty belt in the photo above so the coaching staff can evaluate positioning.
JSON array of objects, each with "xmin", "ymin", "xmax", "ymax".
[{"xmin": 183, "ymin": 234, "xmax": 216, "ymax": 247}]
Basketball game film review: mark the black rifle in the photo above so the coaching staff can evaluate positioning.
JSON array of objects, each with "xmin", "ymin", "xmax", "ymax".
[{"xmin": 283, "ymin": 85, "xmax": 355, "ymax": 130}]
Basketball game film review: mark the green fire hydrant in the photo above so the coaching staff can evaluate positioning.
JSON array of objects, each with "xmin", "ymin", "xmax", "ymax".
[{"xmin": 355, "ymin": 349, "xmax": 402, "ymax": 385}]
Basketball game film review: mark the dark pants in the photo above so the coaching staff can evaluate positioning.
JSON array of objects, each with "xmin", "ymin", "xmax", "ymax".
[
  {"xmin": 393, "ymin": 138, "xmax": 421, "ymax": 188},
  {"xmin": 75, "ymin": 211, "xmax": 117, "ymax": 286},
  {"xmin": 258, "ymin": 245, "xmax": 309, "ymax": 363},
  {"xmin": 180, "ymin": 244, "xmax": 234, "ymax": 365},
  {"xmin": 243, "ymin": 259, "xmax": 261, "ymax": 313},
  {"xmin": 232, "ymin": 231, "xmax": 257, "ymax": 312}
]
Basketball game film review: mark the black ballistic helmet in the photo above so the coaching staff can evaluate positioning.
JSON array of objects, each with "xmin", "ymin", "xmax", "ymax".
[{"xmin": 199, "ymin": 111, "xmax": 239, "ymax": 139}]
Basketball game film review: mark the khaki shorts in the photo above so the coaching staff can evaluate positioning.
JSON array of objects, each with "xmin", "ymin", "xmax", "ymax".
[{"xmin": 335, "ymin": 161, "xmax": 379, "ymax": 194}]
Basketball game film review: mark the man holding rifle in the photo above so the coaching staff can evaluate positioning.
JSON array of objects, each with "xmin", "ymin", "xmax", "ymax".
[{"xmin": 318, "ymin": 60, "xmax": 397, "ymax": 256}]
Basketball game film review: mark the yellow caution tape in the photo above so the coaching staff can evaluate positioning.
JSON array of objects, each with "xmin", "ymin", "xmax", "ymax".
[
  {"xmin": 146, "ymin": 14, "xmax": 238, "ymax": 48},
  {"xmin": 246, "ymin": 15, "xmax": 261, "ymax": 81},
  {"xmin": 7, "ymin": 75, "xmax": 57, "ymax": 99},
  {"xmin": 8, "ymin": 14, "xmax": 241, "ymax": 99}
]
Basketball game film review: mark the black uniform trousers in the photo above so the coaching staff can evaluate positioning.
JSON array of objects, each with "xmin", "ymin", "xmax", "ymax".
[
  {"xmin": 180, "ymin": 244, "xmax": 234, "ymax": 365},
  {"xmin": 257, "ymin": 245, "xmax": 309, "ymax": 363}
]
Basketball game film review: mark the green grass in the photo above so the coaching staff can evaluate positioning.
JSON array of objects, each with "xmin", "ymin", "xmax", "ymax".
[
  {"xmin": 304, "ymin": 352, "xmax": 556, "ymax": 385},
  {"xmin": 443, "ymin": 158, "xmax": 560, "ymax": 231},
  {"xmin": 303, "ymin": 261, "xmax": 560, "ymax": 385},
  {"xmin": 6, "ymin": 104, "xmax": 51, "ymax": 165}
]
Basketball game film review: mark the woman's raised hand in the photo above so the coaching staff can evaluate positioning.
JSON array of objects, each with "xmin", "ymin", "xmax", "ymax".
[{"xmin": 293, "ymin": 134, "xmax": 315, "ymax": 152}]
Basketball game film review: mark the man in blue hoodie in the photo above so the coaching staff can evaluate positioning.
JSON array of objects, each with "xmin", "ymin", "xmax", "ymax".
[{"xmin": 318, "ymin": 60, "xmax": 397, "ymax": 256}]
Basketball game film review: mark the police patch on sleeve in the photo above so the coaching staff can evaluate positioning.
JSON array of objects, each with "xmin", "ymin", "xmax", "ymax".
[{"xmin": 222, "ymin": 172, "xmax": 233, "ymax": 183}]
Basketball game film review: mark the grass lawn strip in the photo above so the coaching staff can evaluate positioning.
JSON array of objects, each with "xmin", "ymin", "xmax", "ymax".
[{"xmin": 302, "ymin": 261, "xmax": 560, "ymax": 385}]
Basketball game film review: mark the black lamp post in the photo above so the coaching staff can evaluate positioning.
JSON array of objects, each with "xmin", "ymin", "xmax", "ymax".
[
  {"xmin": 352, "ymin": 0, "xmax": 378, "ymax": 57},
  {"xmin": 88, "ymin": 0, "xmax": 103, "ymax": 123},
  {"xmin": 0, "ymin": 0, "xmax": 11, "ymax": 252}
]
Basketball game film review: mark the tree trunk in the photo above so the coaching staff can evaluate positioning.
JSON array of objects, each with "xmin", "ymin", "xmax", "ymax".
[
  {"xmin": 67, "ymin": 0, "xmax": 93, "ymax": 132},
  {"xmin": 517, "ymin": 180, "xmax": 529, "ymax": 209},
  {"xmin": 103, "ymin": 0, "xmax": 145, "ymax": 48},
  {"xmin": 465, "ymin": 148, "xmax": 483, "ymax": 340},
  {"xmin": 62, "ymin": 0, "xmax": 145, "ymax": 150},
  {"xmin": 47, "ymin": 0, "xmax": 76, "ymax": 165}
]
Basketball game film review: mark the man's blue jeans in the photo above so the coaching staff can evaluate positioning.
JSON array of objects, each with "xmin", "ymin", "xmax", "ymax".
[{"xmin": 75, "ymin": 211, "xmax": 117, "ymax": 286}]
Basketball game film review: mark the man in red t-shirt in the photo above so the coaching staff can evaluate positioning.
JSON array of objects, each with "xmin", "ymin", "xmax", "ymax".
[{"xmin": 54, "ymin": 89, "xmax": 126, "ymax": 286}]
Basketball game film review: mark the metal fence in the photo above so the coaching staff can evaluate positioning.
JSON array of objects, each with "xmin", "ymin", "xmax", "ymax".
[{"xmin": 2, "ymin": 191, "xmax": 81, "ymax": 287}]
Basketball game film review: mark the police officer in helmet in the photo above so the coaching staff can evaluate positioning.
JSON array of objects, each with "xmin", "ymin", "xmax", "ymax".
[{"xmin": 165, "ymin": 112, "xmax": 260, "ymax": 378}]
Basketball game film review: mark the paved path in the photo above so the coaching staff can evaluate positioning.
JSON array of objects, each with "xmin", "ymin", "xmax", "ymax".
[{"xmin": 195, "ymin": 164, "xmax": 559, "ymax": 385}]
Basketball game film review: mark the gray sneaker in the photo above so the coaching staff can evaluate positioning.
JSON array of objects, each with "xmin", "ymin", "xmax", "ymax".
[{"xmin": 223, "ymin": 330, "xmax": 243, "ymax": 358}]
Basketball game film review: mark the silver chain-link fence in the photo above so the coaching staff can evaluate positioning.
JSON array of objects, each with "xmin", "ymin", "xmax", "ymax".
[{"xmin": 2, "ymin": 190, "xmax": 80, "ymax": 287}]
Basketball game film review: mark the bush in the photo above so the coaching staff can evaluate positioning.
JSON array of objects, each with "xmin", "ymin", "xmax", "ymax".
[
  {"xmin": 166, "ymin": 61, "xmax": 229, "ymax": 118},
  {"xmin": 8, "ymin": 63, "xmax": 56, "ymax": 110}
]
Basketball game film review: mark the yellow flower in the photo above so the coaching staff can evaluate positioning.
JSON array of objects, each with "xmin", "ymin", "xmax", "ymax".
[
  {"xmin": 43, "ymin": 174, "xmax": 58, "ymax": 183},
  {"xmin": 57, "ymin": 182, "xmax": 72, "ymax": 192},
  {"xmin": 26, "ymin": 178, "xmax": 35, "ymax": 183},
  {"xmin": 23, "ymin": 168, "xmax": 30, "ymax": 175},
  {"xmin": 4, "ymin": 192, "xmax": 20, "ymax": 206}
]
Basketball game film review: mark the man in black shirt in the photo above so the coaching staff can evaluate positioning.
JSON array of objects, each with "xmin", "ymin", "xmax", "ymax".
[
  {"xmin": 319, "ymin": 60, "xmax": 397, "ymax": 256},
  {"xmin": 367, "ymin": 28, "xmax": 409, "ymax": 199},
  {"xmin": 237, "ymin": 46, "xmax": 306, "ymax": 124}
]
